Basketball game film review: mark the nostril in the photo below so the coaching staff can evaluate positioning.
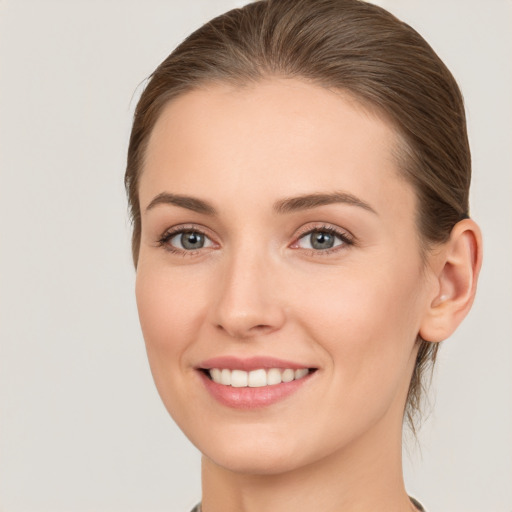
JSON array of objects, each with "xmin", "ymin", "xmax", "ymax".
[
  {"xmin": 215, "ymin": 322, "xmax": 275, "ymax": 339},
  {"xmin": 249, "ymin": 324, "xmax": 275, "ymax": 335}
]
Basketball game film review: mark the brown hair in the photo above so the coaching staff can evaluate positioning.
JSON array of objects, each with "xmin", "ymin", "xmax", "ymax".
[{"xmin": 125, "ymin": 0, "xmax": 471, "ymax": 431}]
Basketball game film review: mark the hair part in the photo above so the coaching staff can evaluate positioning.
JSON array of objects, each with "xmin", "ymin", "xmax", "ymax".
[{"xmin": 125, "ymin": 0, "xmax": 471, "ymax": 432}]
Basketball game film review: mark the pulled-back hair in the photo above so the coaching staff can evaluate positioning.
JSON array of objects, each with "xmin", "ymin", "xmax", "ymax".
[{"xmin": 125, "ymin": 0, "xmax": 471, "ymax": 431}]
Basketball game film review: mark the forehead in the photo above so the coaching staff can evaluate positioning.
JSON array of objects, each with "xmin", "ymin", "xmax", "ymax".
[{"xmin": 141, "ymin": 78, "xmax": 415, "ymax": 219}]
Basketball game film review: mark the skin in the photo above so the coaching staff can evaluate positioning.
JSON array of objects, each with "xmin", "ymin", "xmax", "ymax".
[{"xmin": 135, "ymin": 78, "xmax": 482, "ymax": 512}]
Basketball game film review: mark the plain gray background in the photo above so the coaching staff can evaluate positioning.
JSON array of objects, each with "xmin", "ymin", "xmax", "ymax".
[{"xmin": 0, "ymin": 1, "xmax": 511, "ymax": 511}]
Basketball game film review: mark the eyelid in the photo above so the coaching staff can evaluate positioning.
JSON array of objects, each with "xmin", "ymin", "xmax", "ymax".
[
  {"xmin": 293, "ymin": 222, "xmax": 355, "ymax": 241},
  {"xmin": 290, "ymin": 223, "xmax": 356, "ymax": 253},
  {"xmin": 157, "ymin": 223, "xmax": 219, "ymax": 255},
  {"xmin": 155, "ymin": 222, "xmax": 355, "ymax": 256}
]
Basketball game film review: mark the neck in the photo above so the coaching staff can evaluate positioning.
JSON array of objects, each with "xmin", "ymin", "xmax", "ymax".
[{"xmin": 201, "ymin": 409, "xmax": 415, "ymax": 512}]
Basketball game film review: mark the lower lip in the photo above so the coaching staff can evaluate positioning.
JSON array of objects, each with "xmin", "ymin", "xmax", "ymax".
[{"xmin": 198, "ymin": 371, "xmax": 314, "ymax": 409}]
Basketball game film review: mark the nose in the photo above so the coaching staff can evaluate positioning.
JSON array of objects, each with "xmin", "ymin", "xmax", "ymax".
[{"xmin": 212, "ymin": 248, "xmax": 286, "ymax": 340}]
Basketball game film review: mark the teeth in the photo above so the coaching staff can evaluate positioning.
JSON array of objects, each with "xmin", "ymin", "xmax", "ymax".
[
  {"xmin": 231, "ymin": 370, "xmax": 248, "ymax": 388},
  {"xmin": 210, "ymin": 368, "xmax": 222, "ymax": 383},
  {"xmin": 295, "ymin": 368, "xmax": 309, "ymax": 379},
  {"xmin": 221, "ymin": 368, "xmax": 231, "ymax": 386},
  {"xmin": 281, "ymin": 369, "xmax": 295, "ymax": 383},
  {"xmin": 267, "ymin": 368, "xmax": 282, "ymax": 386},
  {"xmin": 208, "ymin": 367, "xmax": 311, "ymax": 387},
  {"xmin": 248, "ymin": 369, "xmax": 267, "ymax": 388}
]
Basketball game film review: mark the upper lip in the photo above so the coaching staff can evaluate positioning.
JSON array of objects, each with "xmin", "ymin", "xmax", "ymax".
[{"xmin": 198, "ymin": 356, "xmax": 315, "ymax": 372}]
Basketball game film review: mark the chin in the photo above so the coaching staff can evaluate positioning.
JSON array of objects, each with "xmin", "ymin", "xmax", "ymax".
[
  {"xmin": 190, "ymin": 423, "xmax": 314, "ymax": 476},
  {"xmin": 205, "ymin": 446, "xmax": 306, "ymax": 476}
]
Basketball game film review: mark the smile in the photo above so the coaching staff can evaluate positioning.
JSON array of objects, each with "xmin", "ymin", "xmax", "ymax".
[
  {"xmin": 197, "ymin": 357, "xmax": 317, "ymax": 409},
  {"xmin": 208, "ymin": 368, "xmax": 311, "ymax": 387}
]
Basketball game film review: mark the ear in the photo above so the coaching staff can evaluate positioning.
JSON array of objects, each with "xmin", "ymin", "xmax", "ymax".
[{"xmin": 419, "ymin": 219, "xmax": 483, "ymax": 343}]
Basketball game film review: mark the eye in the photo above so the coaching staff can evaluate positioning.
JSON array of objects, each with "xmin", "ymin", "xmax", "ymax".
[
  {"xmin": 171, "ymin": 231, "xmax": 212, "ymax": 250},
  {"xmin": 158, "ymin": 228, "xmax": 215, "ymax": 253},
  {"xmin": 294, "ymin": 226, "xmax": 353, "ymax": 252}
]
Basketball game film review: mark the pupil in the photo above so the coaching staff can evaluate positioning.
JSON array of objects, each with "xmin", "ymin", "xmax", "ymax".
[
  {"xmin": 181, "ymin": 232, "xmax": 204, "ymax": 250},
  {"xmin": 311, "ymin": 231, "xmax": 334, "ymax": 250}
]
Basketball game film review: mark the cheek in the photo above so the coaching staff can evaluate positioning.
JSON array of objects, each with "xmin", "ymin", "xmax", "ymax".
[
  {"xmin": 295, "ymin": 259, "xmax": 424, "ymax": 403},
  {"xmin": 135, "ymin": 264, "xmax": 207, "ymax": 392}
]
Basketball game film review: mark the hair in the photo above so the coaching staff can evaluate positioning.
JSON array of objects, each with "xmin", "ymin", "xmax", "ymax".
[{"xmin": 125, "ymin": 0, "xmax": 471, "ymax": 432}]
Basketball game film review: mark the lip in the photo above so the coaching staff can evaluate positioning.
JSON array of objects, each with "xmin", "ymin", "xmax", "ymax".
[
  {"xmin": 198, "ymin": 355, "xmax": 313, "ymax": 371},
  {"xmin": 196, "ymin": 356, "xmax": 317, "ymax": 409}
]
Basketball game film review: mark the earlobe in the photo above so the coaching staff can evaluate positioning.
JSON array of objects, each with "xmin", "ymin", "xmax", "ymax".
[{"xmin": 419, "ymin": 219, "xmax": 483, "ymax": 343}]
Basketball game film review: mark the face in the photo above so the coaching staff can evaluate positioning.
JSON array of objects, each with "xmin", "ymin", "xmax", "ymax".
[{"xmin": 136, "ymin": 78, "xmax": 435, "ymax": 475}]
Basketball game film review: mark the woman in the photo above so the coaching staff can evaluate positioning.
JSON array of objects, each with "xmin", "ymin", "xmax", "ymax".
[{"xmin": 125, "ymin": 1, "xmax": 482, "ymax": 510}]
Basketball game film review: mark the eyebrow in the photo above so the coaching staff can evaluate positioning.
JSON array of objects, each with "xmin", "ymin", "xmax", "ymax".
[
  {"xmin": 273, "ymin": 191, "xmax": 377, "ymax": 215},
  {"xmin": 145, "ymin": 192, "xmax": 217, "ymax": 215},
  {"xmin": 145, "ymin": 191, "xmax": 377, "ymax": 216}
]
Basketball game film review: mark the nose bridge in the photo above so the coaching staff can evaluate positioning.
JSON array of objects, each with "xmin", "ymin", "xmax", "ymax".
[{"xmin": 213, "ymin": 238, "xmax": 284, "ymax": 339}]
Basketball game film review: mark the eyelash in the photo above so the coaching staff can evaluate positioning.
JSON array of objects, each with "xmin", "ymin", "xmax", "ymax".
[
  {"xmin": 293, "ymin": 224, "xmax": 355, "ymax": 256},
  {"xmin": 156, "ymin": 225, "xmax": 213, "ymax": 257},
  {"xmin": 156, "ymin": 223, "xmax": 355, "ymax": 257}
]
